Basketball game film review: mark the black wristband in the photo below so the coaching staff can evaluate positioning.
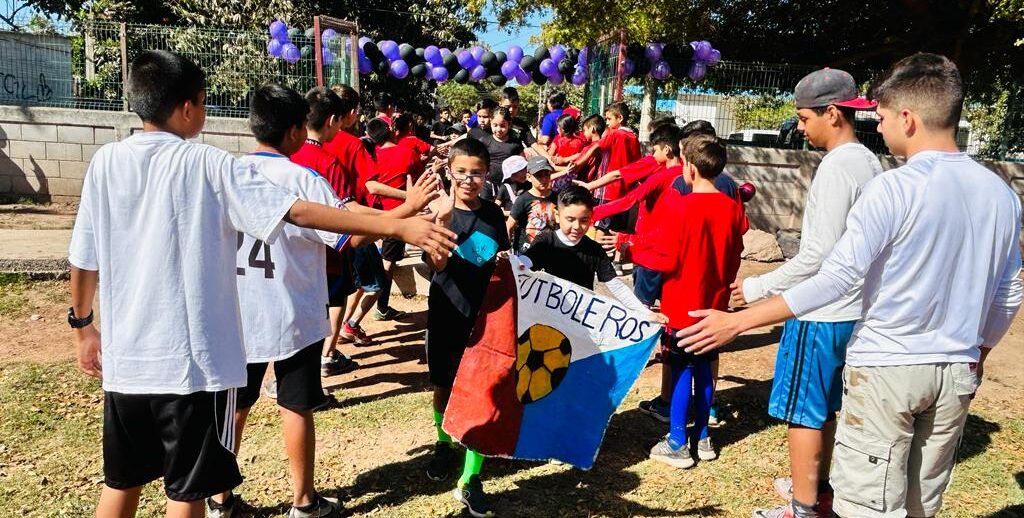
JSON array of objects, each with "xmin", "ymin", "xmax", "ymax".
[{"xmin": 67, "ymin": 307, "xmax": 94, "ymax": 328}]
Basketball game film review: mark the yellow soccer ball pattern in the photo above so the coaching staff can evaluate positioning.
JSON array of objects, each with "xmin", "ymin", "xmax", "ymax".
[{"xmin": 515, "ymin": 324, "xmax": 572, "ymax": 403}]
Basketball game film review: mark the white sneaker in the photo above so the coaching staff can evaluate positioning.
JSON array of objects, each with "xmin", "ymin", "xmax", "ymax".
[
  {"xmin": 288, "ymin": 495, "xmax": 342, "ymax": 518},
  {"xmin": 696, "ymin": 437, "xmax": 718, "ymax": 461},
  {"xmin": 206, "ymin": 495, "xmax": 238, "ymax": 518},
  {"xmin": 649, "ymin": 437, "xmax": 695, "ymax": 469}
]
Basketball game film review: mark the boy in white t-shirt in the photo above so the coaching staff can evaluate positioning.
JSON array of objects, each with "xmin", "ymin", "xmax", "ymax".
[
  {"xmin": 67, "ymin": 51, "xmax": 456, "ymax": 518},
  {"xmin": 206, "ymin": 84, "xmax": 443, "ymax": 518}
]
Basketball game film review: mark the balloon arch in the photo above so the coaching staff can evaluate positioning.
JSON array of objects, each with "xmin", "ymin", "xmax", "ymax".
[{"xmin": 266, "ymin": 19, "xmax": 721, "ymax": 88}]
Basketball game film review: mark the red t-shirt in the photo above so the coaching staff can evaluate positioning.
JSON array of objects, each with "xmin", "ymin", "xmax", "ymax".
[
  {"xmin": 290, "ymin": 140, "xmax": 352, "ymax": 200},
  {"xmin": 650, "ymin": 192, "xmax": 748, "ymax": 329},
  {"xmin": 596, "ymin": 128, "xmax": 641, "ymax": 200},
  {"xmin": 324, "ymin": 130, "xmax": 375, "ymax": 205},
  {"xmin": 594, "ymin": 164, "xmax": 679, "ymax": 268},
  {"xmin": 369, "ymin": 144, "xmax": 424, "ymax": 210},
  {"xmin": 397, "ymin": 135, "xmax": 432, "ymax": 157},
  {"xmin": 618, "ymin": 155, "xmax": 662, "ymax": 185},
  {"xmin": 551, "ymin": 134, "xmax": 586, "ymax": 158}
]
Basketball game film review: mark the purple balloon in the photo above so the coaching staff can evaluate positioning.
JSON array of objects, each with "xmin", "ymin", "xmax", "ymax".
[
  {"xmin": 457, "ymin": 50, "xmax": 477, "ymax": 69},
  {"xmin": 507, "ymin": 45, "xmax": 524, "ymax": 63},
  {"xmin": 707, "ymin": 49, "xmax": 722, "ymax": 66},
  {"xmin": 321, "ymin": 28, "xmax": 338, "ymax": 45},
  {"xmin": 579, "ymin": 46, "xmax": 589, "ymax": 60},
  {"xmin": 424, "ymin": 46, "xmax": 442, "ymax": 66},
  {"xmin": 691, "ymin": 40, "xmax": 713, "ymax": 62},
  {"xmin": 470, "ymin": 46, "xmax": 485, "ymax": 61},
  {"xmin": 651, "ymin": 60, "xmax": 671, "ymax": 80},
  {"xmin": 549, "ymin": 45, "xmax": 566, "ymax": 63},
  {"xmin": 644, "ymin": 43, "xmax": 663, "ymax": 62},
  {"xmin": 322, "ymin": 48, "xmax": 336, "ymax": 66},
  {"xmin": 390, "ymin": 59, "xmax": 409, "ymax": 79},
  {"xmin": 432, "ymin": 66, "xmax": 449, "ymax": 82},
  {"xmin": 425, "ymin": 62, "xmax": 434, "ymax": 75},
  {"xmin": 269, "ymin": 20, "xmax": 288, "ymax": 41},
  {"xmin": 516, "ymin": 69, "xmax": 531, "ymax": 86},
  {"xmin": 267, "ymin": 38, "xmax": 284, "ymax": 58},
  {"xmin": 688, "ymin": 62, "xmax": 707, "ymax": 81},
  {"xmin": 539, "ymin": 58, "xmax": 557, "ymax": 76},
  {"xmin": 622, "ymin": 58, "xmax": 635, "ymax": 76},
  {"xmin": 440, "ymin": 47, "xmax": 452, "ymax": 58},
  {"xmin": 358, "ymin": 36, "xmax": 372, "ymax": 48},
  {"xmin": 358, "ymin": 56, "xmax": 373, "ymax": 74},
  {"xmin": 380, "ymin": 40, "xmax": 400, "ymax": 61},
  {"xmin": 548, "ymin": 72, "xmax": 564, "ymax": 85},
  {"xmin": 500, "ymin": 60, "xmax": 519, "ymax": 78},
  {"xmin": 282, "ymin": 43, "xmax": 300, "ymax": 64},
  {"xmin": 470, "ymin": 65, "xmax": 487, "ymax": 81},
  {"xmin": 571, "ymin": 70, "xmax": 587, "ymax": 85}
]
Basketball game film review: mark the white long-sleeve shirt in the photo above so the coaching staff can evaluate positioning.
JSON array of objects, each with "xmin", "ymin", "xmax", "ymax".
[
  {"xmin": 743, "ymin": 143, "xmax": 882, "ymax": 321},
  {"xmin": 783, "ymin": 151, "xmax": 1023, "ymax": 367}
]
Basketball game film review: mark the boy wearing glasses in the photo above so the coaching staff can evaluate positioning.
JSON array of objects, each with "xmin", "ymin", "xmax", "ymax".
[{"xmin": 423, "ymin": 138, "xmax": 510, "ymax": 517}]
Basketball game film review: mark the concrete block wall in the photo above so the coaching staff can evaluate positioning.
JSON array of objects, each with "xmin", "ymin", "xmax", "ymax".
[{"xmin": 0, "ymin": 106, "xmax": 254, "ymax": 202}]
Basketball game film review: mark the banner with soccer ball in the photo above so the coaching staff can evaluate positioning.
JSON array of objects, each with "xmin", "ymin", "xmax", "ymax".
[{"xmin": 443, "ymin": 257, "xmax": 662, "ymax": 469}]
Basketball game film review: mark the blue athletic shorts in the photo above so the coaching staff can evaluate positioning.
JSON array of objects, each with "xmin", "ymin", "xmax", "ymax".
[
  {"xmin": 352, "ymin": 244, "xmax": 387, "ymax": 293},
  {"xmin": 632, "ymin": 265, "xmax": 662, "ymax": 306},
  {"xmin": 768, "ymin": 319, "xmax": 856, "ymax": 429}
]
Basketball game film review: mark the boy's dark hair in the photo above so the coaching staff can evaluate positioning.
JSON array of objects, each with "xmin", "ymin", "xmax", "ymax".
[
  {"xmin": 648, "ymin": 115, "xmax": 677, "ymax": 132},
  {"xmin": 548, "ymin": 91, "xmax": 567, "ymax": 110},
  {"xmin": 650, "ymin": 124, "xmax": 682, "ymax": 157},
  {"xmin": 500, "ymin": 87, "xmax": 520, "ymax": 102},
  {"xmin": 681, "ymin": 133, "xmax": 727, "ymax": 179},
  {"xmin": 449, "ymin": 137, "xmax": 490, "ymax": 165},
  {"xmin": 461, "ymin": 108, "xmax": 472, "ymax": 116},
  {"xmin": 127, "ymin": 50, "xmax": 205, "ymax": 124},
  {"xmin": 393, "ymin": 113, "xmax": 415, "ymax": 134},
  {"xmin": 305, "ymin": 86, "xmax": 343, "ymax": 130},
  {"xmin": 475, "ymin": 98, "xmax": 498, "ymax": 112},
  {"xmin": 374, "ymin": 92, "xmax": 395, "ymax": 112},
  {"xmin": 604, "ymin": 102, "xmax": 629, "ymax": 120},
  {"xmin": 556, "ymin": 114, "xmax": 578, "ymax": 135},
  {"xmin": 869, "ymin": 52, "xmax": 963, "ymax": 130},
  {"xmin": 679, "ymin": 119, "xmax": 717, "ymax": 139},
  {"xmin": 364, "ymin": 117, "xmax": 392, "ymax": 145},
  {"xmin": 329, "ymin": 84, "xmax": 360, "ymax": 115},
  {"xmin": 492, "ymin": 106, "xmax": 513, "ymax": 122},
  {"xmin": 249, "ymin": 83, "xmax": 309, "ymax": 147},
  {"xmin": 811, "ymin": 105, "xmax": 857, "ymax": 125},
  {"xmin": 582, "ymin": 114, "xmax": 606, "ymax": 134},
  {"xmin": 557, "ymin": 184, "xmax": 596, "ymax": 210}
]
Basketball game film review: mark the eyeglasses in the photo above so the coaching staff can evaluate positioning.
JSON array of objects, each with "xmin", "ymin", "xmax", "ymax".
[{"xmin": 450, "ymin": 172, "xmax": 486, "ymax": 184}]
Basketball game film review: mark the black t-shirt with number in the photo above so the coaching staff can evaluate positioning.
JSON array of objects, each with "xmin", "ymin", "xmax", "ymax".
[
  {"xmin": 511, "ymin": 116, "xmax": 537, "ymax": 147},
  {"xmin": 429, "ymin": 199, "xmax": 511, "ymax": 317},
  {"xmin": 524, "ymin": 230, "xmax": 615, "ymax": 290}
]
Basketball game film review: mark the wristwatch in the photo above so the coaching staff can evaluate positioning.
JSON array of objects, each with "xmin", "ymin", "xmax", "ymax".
[{"xmin": 67, "ymin": 307, "xmax": 94, "ymax": 328}]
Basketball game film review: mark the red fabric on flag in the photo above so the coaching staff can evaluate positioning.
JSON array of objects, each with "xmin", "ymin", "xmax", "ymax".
[{"xmin": 443, "ymin": 260, "xmax": 524, "ymax": 456}]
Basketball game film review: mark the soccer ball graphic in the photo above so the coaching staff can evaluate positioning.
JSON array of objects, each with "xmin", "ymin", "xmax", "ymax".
[{"xmin": 515, "ymin": 324, "xmax": 572, "ymax": 403}]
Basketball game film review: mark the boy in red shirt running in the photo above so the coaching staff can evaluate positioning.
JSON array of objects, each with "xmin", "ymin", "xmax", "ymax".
[{"xmin": 645, "ymin": 134, "xmax": 747, "ymax": 469}]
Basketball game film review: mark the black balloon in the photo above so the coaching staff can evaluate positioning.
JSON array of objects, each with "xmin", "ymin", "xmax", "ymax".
[
  {"xmin": 362, "ymin": 41, "xmax": 382, "ymax": 60},
  {"xmin": 495, "ymin": 51, "xmax": 507, "ymax": 63},
  {"xmin": 399, "ymin": 43, "xmax": 415, "ymax": 60},
  {"xmin": 487, "ymin": 74, "xmax": 507, "ymax": 86},
  {"xmin": 454, "ymin": 69, "xmax": 470, "ymax": 84},
  {"xmin": 415, "ymin": 47, "xmax": 425, "ymax": 59},
  {"xmin": 520, "ymin": 55, "xmax": 537, "ymax": 72},
  {"xmin": 531, "ymin": 69, "xmax": 547, "ymax": 85},
  {"xmin": 410, "ymin": 63, "xmax": 427, "ymax": 78},
  {"xmin": 480, "ymin": 51, "xmax": 497, "ymax": 69},
  {"xmin": 443, "ymin": 52, "xmax": 459, "ymax": 72},
  {"xmin": 557, "ymin": 58, "xmax": 574, "ymax": 74},
  {"xmin": 634, "ymin": 59, "xmax": 651, "ymax": 77},
  {"xmin": 375, "ymin": 59, "xmax": 390, "ymax": 75},
  {"xmin": 534, "ymin": 46, "xmax": 549, "ymax": 61},
  {"xmin": 567, "ymin": 48, "xmax": 579, "ymax": 62}
]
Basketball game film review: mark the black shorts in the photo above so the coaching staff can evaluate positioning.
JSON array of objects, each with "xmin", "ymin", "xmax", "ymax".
[
  {"xmin": 632, "ymin": 265, "xmax": 663, "ymax": 306},
  {"xmin": 327, "ymin": 272, "xmax": 355, "ymax": 307},
  {"xmin": 380, "ymin": 237, "xmax": 406, "ymax": 262},
  {"xmin": 425, "ymin": 287, "xmax": 476, "ymax": 388},
  {"xmin": 661, "ymin": 327, "xmax": 719, "ymax": 366},
  {"xmin": 238, "ymin": 342, "xmax": 326, "ymax": 412},
  {"xmin": 103, "ymin": 389, "xmax": 242, "ymax": 501}
]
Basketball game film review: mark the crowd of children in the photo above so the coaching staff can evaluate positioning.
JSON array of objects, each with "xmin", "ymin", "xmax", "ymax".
[{"xmin": 67, "ymin": 48, "xmax": 1019, "ymax": 518}]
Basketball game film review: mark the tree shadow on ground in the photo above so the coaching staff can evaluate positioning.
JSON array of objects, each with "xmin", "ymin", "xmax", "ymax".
[
  {"xmin": 985, "ymin": 471, "xmax": 1024, "ymax": 517},
  {"xmin": 959, "ymin": 413, "xmax": 1001, "ymax": 463}
]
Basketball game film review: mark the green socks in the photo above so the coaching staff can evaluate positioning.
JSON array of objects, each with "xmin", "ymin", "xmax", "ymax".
[
  {"xmin": 458, "ymin": 449, "xmax": 485, "ymax": 488},
  {"xmin": 434, "ymin": 410, "xmax": 452, "ymax": 444}
]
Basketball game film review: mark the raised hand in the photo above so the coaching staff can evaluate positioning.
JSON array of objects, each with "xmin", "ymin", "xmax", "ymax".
[
  {"xmin": 396, "ymin": 217, "xmax": 458, "ymax": 262},
  {"xmin": 406, "ymin": 171, "xmax": 441, "ymax": 212}
]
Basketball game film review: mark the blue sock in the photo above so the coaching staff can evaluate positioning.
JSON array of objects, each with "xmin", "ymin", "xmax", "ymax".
[
  {"xmin": 692, "ymin": 359, "xmax": 714, "ymax": 441},
  {"xmin": 668, "ymin": 363, "xmax": 693, "ymax": 450}
]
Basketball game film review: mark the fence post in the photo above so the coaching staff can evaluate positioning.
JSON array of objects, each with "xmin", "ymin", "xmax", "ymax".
[
  {"xmin": 613, "ymin": 29, "xmax": 626, "ymax": 102},
  {"xmin": 313, "ymin": 16, "xmax": 324, "ymax": 88},
  {"xmin": 119, "ymin": 22, "xmax": 128, "ymax": 111}
]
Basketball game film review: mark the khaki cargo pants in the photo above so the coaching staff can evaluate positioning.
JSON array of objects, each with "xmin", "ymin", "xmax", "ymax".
[{"xmin": 831, "ymin": 363, "xmax": 978, "ymax": 518}]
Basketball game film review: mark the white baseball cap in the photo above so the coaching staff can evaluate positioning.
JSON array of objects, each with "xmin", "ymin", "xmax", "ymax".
[{"xmin": 501, "ymin": 155, "xmax": 528, "ymax": 182}]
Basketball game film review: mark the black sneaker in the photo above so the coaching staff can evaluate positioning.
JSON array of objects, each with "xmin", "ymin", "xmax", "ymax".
[
  {"xmin": 638, "ymin": 396, "xmax": 670, "ymax": 423},
  {"xmin": 373, "ymin": 306, "xmax": 407, "ymax": 321},
  {"xmin": 321, "ymin": 354, "xmax": 359, "ymax": 377},
  {"xmin": 453, "ymin": 475, "xmax": 495, "ymax": 517},
  {"xmin": 426, "ymin": 441, "xmax": 456, "ymax": 481}
]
